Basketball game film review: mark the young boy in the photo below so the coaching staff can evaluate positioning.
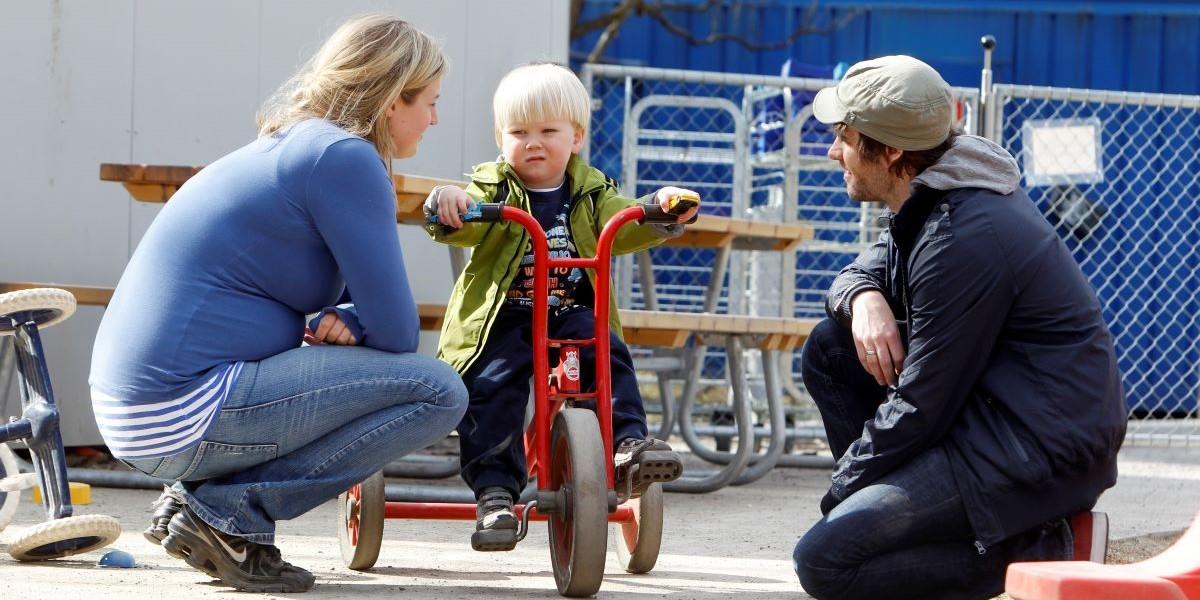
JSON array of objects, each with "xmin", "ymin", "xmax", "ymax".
[{"xmin": 424, "ymin": 63, "xmax": 698, "ymax": 551}]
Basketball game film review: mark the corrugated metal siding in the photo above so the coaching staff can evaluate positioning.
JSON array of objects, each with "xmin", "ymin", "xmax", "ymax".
[{"xmin": 572, "ymin": 0, "xmax": 1200, "ymax": 94}]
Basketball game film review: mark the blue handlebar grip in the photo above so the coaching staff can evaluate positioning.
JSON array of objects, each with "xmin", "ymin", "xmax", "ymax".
[
  {"xmin": 425, "ymin": 203, "xmax": 503, "ymax": 225},
  {"xmin": 425, "ymin": 204, "xmax": 483, "ymax": 225}
]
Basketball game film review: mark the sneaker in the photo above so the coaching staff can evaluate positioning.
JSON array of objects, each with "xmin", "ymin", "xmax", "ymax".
[
  {"xmin": 144, "ymin": 485, "xmax": 185, "ymax": 545},
  {"xmin": 162, "ymin": 506, "xmax": 315, "ymax": 592},
  {"xmin": 614, "ymin": 437, "xmax": 683, "ymax": 499},
  {"xmin": 1069, "ymin": 510, "xmax": 1109, "ymax": 563},
  {"xmin": 471, "ymin": 487, "xmax": 518, "ymax": 552}
]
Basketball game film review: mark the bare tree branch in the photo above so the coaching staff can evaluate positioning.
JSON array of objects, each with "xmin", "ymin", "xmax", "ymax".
[
  {"xmin": 571, "ymin": 0, "xmax": 863, "ymax": 58},
  {"xmin": 644, "ymin": 0, "xmax": 862, "ymax": 52},
  {"xmin": 571, "ymin": 0, "xmax": 585, "ymax": 29},
  {"xmin": 572, "ymin": 0, "xmax": 638, "ymax": 39},
  {"xmin": 650, "ymin": 0, "xmax": 723, "ymax": 14},
  {"xmin": 580, "ymin": 0, "xmax": 640, "ymax": 64}
]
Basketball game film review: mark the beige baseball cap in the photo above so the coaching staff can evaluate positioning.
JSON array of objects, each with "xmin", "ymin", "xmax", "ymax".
[{"xmin": 813, "ymin": 55, "xmax": 953, "ymax": 151}]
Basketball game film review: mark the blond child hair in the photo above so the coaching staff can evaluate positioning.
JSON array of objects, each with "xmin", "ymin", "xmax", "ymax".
[{"xmin": 492, "ymin": 63, "xmax": 590, "ymax": 147}]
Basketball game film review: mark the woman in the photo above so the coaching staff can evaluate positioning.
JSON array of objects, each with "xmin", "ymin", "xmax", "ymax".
[{"xmin": 89, "ymin": 15, "xmax": 467, "ymax": 593}]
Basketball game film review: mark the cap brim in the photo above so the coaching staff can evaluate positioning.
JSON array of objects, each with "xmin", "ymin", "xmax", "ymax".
[{"xmin": 812, "ymin": 86, "xmax": 847, "ymax": 125}]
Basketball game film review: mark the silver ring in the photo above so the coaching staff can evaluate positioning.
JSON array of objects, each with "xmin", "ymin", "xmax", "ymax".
[{"xmin": 865, "ymin": 350, "xmax": 877, "ymax": 356}]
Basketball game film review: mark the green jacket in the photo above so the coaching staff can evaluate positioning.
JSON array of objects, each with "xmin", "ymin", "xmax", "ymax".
[{"xmin": 425, "ymin": 155, "xmax": 668, "ymax": 374}]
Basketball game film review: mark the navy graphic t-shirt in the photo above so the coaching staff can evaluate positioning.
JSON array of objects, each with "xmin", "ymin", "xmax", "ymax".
[{"xmin": 506, "ymin": 184, "xmax": 592, "ymax": 309}]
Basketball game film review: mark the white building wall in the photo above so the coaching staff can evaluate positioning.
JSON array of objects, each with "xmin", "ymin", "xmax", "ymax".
[{"xmin": 0, "ymin": 0, "xmax": 569, "ymax": 445}]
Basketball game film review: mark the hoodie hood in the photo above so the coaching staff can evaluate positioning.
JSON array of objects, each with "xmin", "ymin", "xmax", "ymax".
[{"xmin": 912, "ymin": 134, "xmax": 1020, "ymax": 195}]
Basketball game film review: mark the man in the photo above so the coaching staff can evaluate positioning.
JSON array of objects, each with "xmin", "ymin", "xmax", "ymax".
[{"xmin": 792, "ymin": 55, "xmax": 1127, "ymax": 600}]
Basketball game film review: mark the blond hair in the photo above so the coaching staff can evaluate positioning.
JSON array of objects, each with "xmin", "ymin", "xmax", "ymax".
[
  {"xmin": 258, "ymin": 14, "xmax": 446, "ymax": 169},
  {"xmin": 492, "ymin": 63, "xmax": 590, "ymax": 147}
]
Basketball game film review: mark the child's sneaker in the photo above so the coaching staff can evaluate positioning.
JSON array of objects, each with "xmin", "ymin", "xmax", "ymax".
[
  {"xmin": 144, "ymin": 485, "xmax": 185, "ymax": 545},
  {"xmin": 162, "ymin": 506, "xmax": 315, "ymax": 592},
  {"xmin": 614, "ymin": 437, "xmax": 683, "ymax": 499},
  {"xmin": 1069, "ymin": 510, "xmax": 1109, "ymax": 563},
  {"xmin": 471, "ymin": 487, "xmax": 518, "ymax": 551}
]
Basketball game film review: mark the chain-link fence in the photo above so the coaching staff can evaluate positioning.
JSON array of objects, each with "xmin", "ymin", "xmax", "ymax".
[
  {"xmin": 987, "ymin": 85, "xmax": 1200, "ymax": 446},
  {"xmin": 583, "ymin": 64, "xmax": 842, "ymax": 408},
  {"xmin": 581, "ymin": 64, "xmax": 975, "ymax": 412}
]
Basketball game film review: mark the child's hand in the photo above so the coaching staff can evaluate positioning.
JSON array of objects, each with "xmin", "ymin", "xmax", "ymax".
[
  {"xmin": 655, "ymin": 187, "xmax": 701, "ymax": 224},
  {"xmin": 430, "ymin": 185, "xmax": 476, "ymax": 229}
]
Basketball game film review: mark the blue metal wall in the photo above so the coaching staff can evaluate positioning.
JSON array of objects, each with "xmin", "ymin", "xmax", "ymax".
[{"xmin": 572, "ymin": 0, "xmax": 1200, "ymax": 94}]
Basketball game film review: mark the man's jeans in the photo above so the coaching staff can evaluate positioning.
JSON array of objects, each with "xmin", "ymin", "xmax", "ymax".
[
  {"xmin": 126, "ymin": 344, "xmax": 467, "ymax": 544},
  {"xmin": 794, "ymin": 319, "xmax": 1070, "ymax": 600}
]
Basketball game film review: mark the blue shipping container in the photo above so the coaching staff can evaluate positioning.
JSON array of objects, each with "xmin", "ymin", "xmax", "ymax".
[{"xmin": 572, "ymin": 0, "xmax": 1200, "ymax": 94}]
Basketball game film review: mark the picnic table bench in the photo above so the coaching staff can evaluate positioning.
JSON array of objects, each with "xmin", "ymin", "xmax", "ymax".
[{"xmin": 85, "ymin": 161, "xmax": 820, "ymax": 490}]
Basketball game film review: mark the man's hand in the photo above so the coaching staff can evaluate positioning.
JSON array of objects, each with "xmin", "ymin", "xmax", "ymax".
[
  {"xmin": 654, "ymin": 186, "xmax": 700, "ymax": 223},
  {"xmin": 304, "ymin": 312, "xmax": 358, "ymax": 346},
  {"xmin": 850, "ymin": 290, "xmax": 905, "ymax": 386},
  {"xmin": 430, "ymin": 185, "xmax": 475, "ymax": 229}
]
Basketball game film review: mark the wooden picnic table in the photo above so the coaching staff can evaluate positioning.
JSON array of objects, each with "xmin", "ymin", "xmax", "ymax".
[{"xmin": 99, "ymin": 163, "xmax": 812, "ymax": 252}]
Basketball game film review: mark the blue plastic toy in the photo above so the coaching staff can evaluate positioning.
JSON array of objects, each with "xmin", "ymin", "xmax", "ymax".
[{"xmin": 98, "ymin": 549, "xmax": 137, "ymax": 568}]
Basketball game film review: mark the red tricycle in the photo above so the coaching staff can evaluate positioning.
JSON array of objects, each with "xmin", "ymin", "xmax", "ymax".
[{"xmin": 335, "ymin": 197, "xmax": 695, "ymax": 597}]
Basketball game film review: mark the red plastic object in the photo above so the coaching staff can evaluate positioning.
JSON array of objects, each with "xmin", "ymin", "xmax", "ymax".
[{"xmin": 1005, "ymin": 512, "xmax": 1200, "ymax": 600}]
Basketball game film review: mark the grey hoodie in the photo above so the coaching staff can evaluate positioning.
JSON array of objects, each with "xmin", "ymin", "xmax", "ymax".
[{"xmin": 912, "ymin": 134, "xmax": 1020, "ymax": 195}]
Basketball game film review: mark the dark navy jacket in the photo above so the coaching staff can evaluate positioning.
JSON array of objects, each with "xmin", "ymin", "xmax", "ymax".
[{"xmin": 824, "ymin": 135, "xmax": 1127, "ymax": 547}]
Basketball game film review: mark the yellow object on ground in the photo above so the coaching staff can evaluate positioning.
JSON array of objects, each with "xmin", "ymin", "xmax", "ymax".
[{"xmin": 31, "ymin": 481, "xmax": 91, "ymax": 505}]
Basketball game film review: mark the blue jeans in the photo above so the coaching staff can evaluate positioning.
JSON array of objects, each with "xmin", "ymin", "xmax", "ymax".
[
  {"xmin": 125, "ymin": 345, "xmax": 468, "ymax": 543},
  {"xmin": 795, "ymin": 319, "xmax": 1070, "ymax": 600}
]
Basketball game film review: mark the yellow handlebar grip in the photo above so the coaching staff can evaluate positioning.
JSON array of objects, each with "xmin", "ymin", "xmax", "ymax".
[{"xmin": 667, "ymin": 191, "xmax": 700, "ymax": 214}]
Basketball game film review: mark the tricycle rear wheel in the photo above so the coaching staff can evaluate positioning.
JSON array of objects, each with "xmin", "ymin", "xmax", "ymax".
[
  {"xmin": 615, "ymin": 482, "xmax": 663, "ymax": 573},
  {"xmin": 338, "ymin": 470, "xmax": 385, "ymax": 570}
]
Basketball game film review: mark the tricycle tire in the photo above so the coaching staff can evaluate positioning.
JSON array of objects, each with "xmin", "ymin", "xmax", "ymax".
[
  {"xmin": 338, "ymin": 470, "xmax": 385, "ymax": 571},
  {"xmin": 615, "ymin": 482, "xmax": 663, "ymax": 573},
  {"xmin": 548, "ymin": 408, "xmax": 608, "ymax": 597}
]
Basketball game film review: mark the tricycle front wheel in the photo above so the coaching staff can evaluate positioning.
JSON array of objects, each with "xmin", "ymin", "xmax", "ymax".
[{"xmin": 548, "ymin": 408, "xmax": 608, "ymax": 597}]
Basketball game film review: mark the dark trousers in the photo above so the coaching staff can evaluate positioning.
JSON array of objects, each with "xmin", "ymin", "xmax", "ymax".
[
  {"xmin": 457, "ymin": 305, "xmax": 648, "ymax": 500},
  {"xmin": 794, "ymin": 319, "xmax": 1070, "ymax": 600}
]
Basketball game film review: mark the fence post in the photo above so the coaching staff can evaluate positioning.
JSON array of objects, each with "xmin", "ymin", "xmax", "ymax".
[{"xmin": 979, "ymin": 34, "xmax": 996, "ymax": 139}]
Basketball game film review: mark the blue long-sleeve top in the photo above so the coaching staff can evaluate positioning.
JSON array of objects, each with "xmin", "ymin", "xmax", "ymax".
[{"xmin": 89, "ymin": 119, "xmax": 419, "ymax": 459}]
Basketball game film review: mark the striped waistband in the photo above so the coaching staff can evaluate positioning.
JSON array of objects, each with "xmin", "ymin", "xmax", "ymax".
[{"xmin": 91, "ymin": 362, "xmax": 244, "ymax": 459}]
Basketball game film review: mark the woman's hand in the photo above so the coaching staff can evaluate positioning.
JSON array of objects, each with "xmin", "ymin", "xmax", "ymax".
[
  {"xmin": 654, "ymin": 186, "xmax": 700, "ymax": 224},
  {"xmin": 304, "ymin": 312, "xmax": 359, "ymax": 346},
  {"xmin": 431, "ymin": 185, "xmax": 475, "ymax": 229},
  {"xmin": 850, "ymin": 290, "xmax": 904, "ymax": 387}
]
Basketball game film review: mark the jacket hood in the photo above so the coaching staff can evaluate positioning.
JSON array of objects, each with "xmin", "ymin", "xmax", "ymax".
[{"xmin": 912, "ymin": 134, "xmax": 1020, "ymax": 195}]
